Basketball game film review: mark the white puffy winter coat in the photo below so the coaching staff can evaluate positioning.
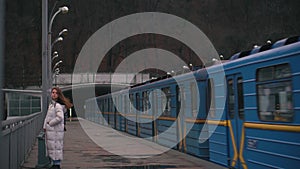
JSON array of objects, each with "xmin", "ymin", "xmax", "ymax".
[{"xmin": 43, "ymin": 101, "xmax": 65, "ymax": 160}]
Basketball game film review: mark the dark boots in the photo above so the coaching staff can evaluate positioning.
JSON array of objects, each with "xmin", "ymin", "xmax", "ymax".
[{"xmin": 50, "ymin": 165, "xmax": 61, "ymax": 169}]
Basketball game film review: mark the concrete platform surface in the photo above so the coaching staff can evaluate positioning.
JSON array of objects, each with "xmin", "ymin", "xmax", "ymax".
[{"xmin": 21, "ymin": 118, "xmax": 224, "ymax": 169}]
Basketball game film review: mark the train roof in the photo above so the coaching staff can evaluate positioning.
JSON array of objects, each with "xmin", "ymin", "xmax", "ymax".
[
  {"xmin": 93, "ymin": 35, "xmax": 300, "ymax": 99},
  {"xmin": 129, "ymin": 36, "xmax": 300, "ymax": 90},
  {"xmin": 229, "ymin": 36, "xmax": 300, "ymax": 60}
]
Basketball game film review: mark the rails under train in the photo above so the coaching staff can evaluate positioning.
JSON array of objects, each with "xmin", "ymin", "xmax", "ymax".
[{"xmin": 85, "ymin": 36, "xmax": 300, "ymax": 169}]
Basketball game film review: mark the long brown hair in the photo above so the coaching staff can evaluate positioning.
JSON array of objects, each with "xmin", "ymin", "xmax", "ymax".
[{"xmin": 51, "ymin": 87, "xmax": 73, "ymax": 109}]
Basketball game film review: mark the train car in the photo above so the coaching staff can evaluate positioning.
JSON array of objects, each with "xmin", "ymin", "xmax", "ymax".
[
  {"xmin": 84, "ymin": 97, "xmax": 98, "ymax": 123},
  {"xmin": 128, "ymin": 71, "xmax": 210, "ymax": 158},
  {"xmin": 208, "ymin": 36, "xmax": 300, "ymax": 168},
  {"xmin": 86, "ymin": 72, "xmax": 211, "ymax": 158},
  {"xmin": 84, "ymin": 36, "xmax": 300, "ymax": 169},
  {"xmin": 113, "ymin": 91, "xmax": 126, "ymax": 132}
]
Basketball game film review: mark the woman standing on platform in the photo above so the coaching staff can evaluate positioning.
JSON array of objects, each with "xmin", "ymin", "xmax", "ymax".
[{"xmin": 43, "ymin": 87, "xmax": 72, "ymax": 169}]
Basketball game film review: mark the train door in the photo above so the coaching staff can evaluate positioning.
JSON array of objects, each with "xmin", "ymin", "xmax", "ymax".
[
  {"xmin": 176, "ymin": 85, "xmax": 183, "ymax": 151},
  {"xmin": 123, "ymin": 95, "xmax": 128, "ymax": 132},
  {"xmin": 226, "ymin": 74, "xmax": 245, "ymax": 169},
  {"xmin": 114, "ymin": 97, "xmax": 117, "ymax": 129},
  {"xmin": 152, "ymin": 90, "xmax": 158, "ymax": 142}
]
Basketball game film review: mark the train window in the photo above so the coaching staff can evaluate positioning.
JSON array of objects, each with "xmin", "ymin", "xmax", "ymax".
[
  {"xmin": 109, "ymin": 98, "xmax": 113, "ymax": 112},
  {"xmin": 118, "ymin": 95, "xmax": 122, "ymax": 114},
  {"xmin": 161, "ymin": 87, "xmax": 171, "ymax": 116},
  {"xmin": 208, "ymin": 79, "xmax": 216, "ymax": 118},
  {"xmin": 238, "ymin": 78, "xmax": 244, "ymax": 120},
  {"xmin": 129, "ymin": 94, "xmax": 133, "ymax": 114},
  {"xmin": 191, "ymin": 82, "xmax": 198, "ymax": 117},
  {"xmin": 123, "ymin": 95, "xmax": 127, "ymax": 114},
  {"xmin": 104, "ymin": 99, "xmax": 107, "ymax": 113},
  {"xmin": 108, "ymin": 98, "xmax": 111, "ymax": 112},
  {"xmin": 176, "ymin": 85, "xmax": 184, "ymax": 116},
  {"xmin": 257, "ymin": 64, "xmax": 294, "ymax": 122},
  {"xmin": 258, "ymin": 64, "xmax": 291, "ymax": 81},
  {"xmin": 228, "ymin": 79, "xmax": 235, "ymax": 119},
  {"xmin": 113, "ymin": 97, "xmax": 117, "ymax": 112},
  {"xmin": 100, "ymin": 100, "xmax": 104, "ymax": 113},
  {"xmin": 107, "ymin": 99, "xmax": 109, "ymax": 112},
  {"xmin": 176, "ymin": 86, "xmax": 181, "ymax": 112},
  {"xmin": 136, "ymin": 93, "xmax": 140, "ymax": 112},
  {"xmin": 142, "ymin": 91, "xmax": 150, "ymax": 114},
  {"xmin": 152, "ymin": 90, "xmax": 158, "ymax": 117}
]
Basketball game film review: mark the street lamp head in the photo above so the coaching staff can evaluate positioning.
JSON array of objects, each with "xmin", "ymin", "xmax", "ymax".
[
  {"xmin": 52, "ymin": 37, "xmax": 63, "ymax": 47},
  {"xmin": 212, "ymin": 58, "xmax": 218, "ymax": 62},
  {"xmin": 58, "ymin": 29, "xmax": 68, "ymax": 37},
  {"xmin": 53, "ymin": 60, "xmax": 63, "ymax": 72},
  {"xmin": 60, "ymin": 6, "xmax": 69, "ymax": 14},
  {"xmin": 220, "ymin": 54, "xmax": 224, "ymax": 59},
  {"xmin": 182, "ymin": 65, "xmax": 189, "ymax": 69},
  {"xmin": 55, "ymin": 68, "xmax": 60, "ymax": 74},
  {"xmin": 57, "ymin": 37, "xmax": 63, "ymax": 41},
  {"xmin": 52, "ymin": 52, "xmax": 59, "ymax": 61}
]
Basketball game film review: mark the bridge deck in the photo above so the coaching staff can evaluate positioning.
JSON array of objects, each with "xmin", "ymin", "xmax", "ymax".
[{"xmin": 21, "ymin": 118, "xmax": 224, "ymax": 169}]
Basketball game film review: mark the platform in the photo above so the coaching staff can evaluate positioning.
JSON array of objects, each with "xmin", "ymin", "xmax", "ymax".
[{"xmin": 21, "ymin": 118, "xmax": 224, "ymax": 169}]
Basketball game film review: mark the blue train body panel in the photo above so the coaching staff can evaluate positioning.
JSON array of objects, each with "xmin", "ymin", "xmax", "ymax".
[
  {"xmin": 185, "ymin": 122, "xmax": 209, "ymax": 158},
  {"xmin": 139, "ymin": 121, "xmax": 153, "ymax": 138},
  {"xmin": 245, "ymin": 128, "xmax": 300, "ymax": 169}
]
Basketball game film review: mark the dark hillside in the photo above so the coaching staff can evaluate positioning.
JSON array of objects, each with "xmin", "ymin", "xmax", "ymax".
[{"xmin": 4, "ymin": 0, "xmax": 300, "ymax": 88}]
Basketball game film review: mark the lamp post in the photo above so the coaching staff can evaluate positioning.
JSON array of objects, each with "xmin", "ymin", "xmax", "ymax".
[
  {"xmin": 39, "ymin": 2, "xmax": 68, "ymax": 168},
  {"xmin": 48, "ymin": 6, "xmax": 68, "ymax": 88}
]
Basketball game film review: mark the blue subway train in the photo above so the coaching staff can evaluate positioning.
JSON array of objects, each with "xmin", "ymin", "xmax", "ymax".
[{"xmin": 85, "ymin": 36, "xmax": 300, "ymax": 169}]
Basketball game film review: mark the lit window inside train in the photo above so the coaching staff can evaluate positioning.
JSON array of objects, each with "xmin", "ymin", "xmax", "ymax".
[
  {"xmin": 162, "ymin": 87, "xmax": 171, "ymax": 116},
  {"xmin": 129, "ymin": 94, "xmax": 134, "ymax": 114},
  {"xmin": 142, "ymin": 91, "xmax": 150, "ymax": 114},
  {"xmin": 176, "ymin": 86, "xmax": 181, "ymax": 113},
  {"xmin": 257, "ymin": 64, "xmax": 294, "ymax": 122},
  {"xmin": 123, "ymin": 95, "xmax": 128, "ymax": 115},
  {"xmin": 228, "ymin": 79, "xmax": 235, "ymax": 119}
]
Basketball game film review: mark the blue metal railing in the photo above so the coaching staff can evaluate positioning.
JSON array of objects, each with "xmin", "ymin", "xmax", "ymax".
[{"xmin": 1, "ymin": 112, "xmax": 43, "ymax": 169}]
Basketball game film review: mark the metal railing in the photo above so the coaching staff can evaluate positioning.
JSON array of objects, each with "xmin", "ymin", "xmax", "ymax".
[{"xmin": 0, "ymin": 112, "xmax": 43, "ymax": 169}]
